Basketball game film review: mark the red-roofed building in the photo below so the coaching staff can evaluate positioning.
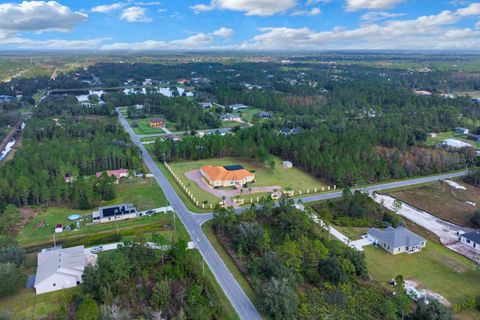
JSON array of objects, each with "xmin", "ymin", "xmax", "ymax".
[
  {"xmin": 95, "ymin": 169, "xmax": 129, "ymax": 183},
  {"xmin": 177, "ymin": 79, "xmax": 189, "ymax": 84}
]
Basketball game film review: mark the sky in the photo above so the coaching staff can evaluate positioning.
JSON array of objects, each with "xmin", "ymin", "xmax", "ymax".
[{"xmin": 0, "ymin": 0, "xmax": 479, "ymax": 51}]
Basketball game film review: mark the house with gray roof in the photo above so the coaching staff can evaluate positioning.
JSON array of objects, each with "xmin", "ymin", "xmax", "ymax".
[
  {"xmin": 459, "ymin": 230, "xmax": 480, "ymax": 252},
  {"xmin": 34, "ymin": 246, "xmax": 97, "ymax": 294},
  {"xmin": 367, "ymin": 226, "xmax": 426, "ymax": 255}
]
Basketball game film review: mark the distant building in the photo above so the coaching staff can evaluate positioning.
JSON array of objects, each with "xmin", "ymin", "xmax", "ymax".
[
  {"xmin": 440, "ymin": 139, "xmax": 472, "ymax": 149},
  {"xmin": 413, "ymin": 90, "xmax": 432, "ymax": 96},
  {"xmin": 455, "ymin": 127, "xmax": 469, "ymax": 135},
  {"xmin": 221, "ymin": 113, "xmax": 242, "ymax": 122},
  {"xmin": 134, "ymin": 104, "xmax": 144, "ymax": 110},
  {"xmin": 282, "ymin": 160, "xmax": 293, "ymax": 168},
  {"xmin": 177, "ymin": 79, "xmax": 189, "ymax": 85},
  {"xmin": 257, "ymin": 111, "xmax": 272, "ymax": 119},
  {"xmin": 149, "ymin": 118, "xmax": 166, "ymax": 128},
  {"xmin": 34, "ymin": 246, "xmax": 97, "ymax": 295},
  {"xmin": 459, "ymin": 230, "xmax": 480, "ymax": 252},
  {"xmin": 95, "ymin": 169, "xmax": 129, "ymax": 183},
  {"xmin": 198, "ymin": 102, "xmax": 213, "ymax": 109},
  {"xmin": 468, "ymin": 134, "xmax": 480, "ymax": 142},
  {"xmin": 161, "ymin": 134, "xmax": 182, "ymax": 142},
  {"xmin": 200, "ymin": 165, "xmax": 255, "ymax": 188},
  {"xmin": 367, "ymin": 226, "xmax": 426, "ymax": 255},
  {"xmin": 279, "ymin": 127, "xmax": 303, "ymax": 135},
  {"xmin": 92, "ymin": 203, "xmax": 137, "ymax": 223},
  {"xmin": 428, "ymin": 133, "xmax": 438, "ymax": 138},
  {"xmin": 0, "ymin": 95, "xmax": 15, "ymax": 102},
  {"xmin": 229, "ymin": 104, "xmax": 248, "ymax": 110},
  {"xmin": 271, "ymin": 190, "xmax": 282, "ymax": 200},
  {"xmin": 64, "ymin": 173, "xmax": 76, "ymax": 184}
]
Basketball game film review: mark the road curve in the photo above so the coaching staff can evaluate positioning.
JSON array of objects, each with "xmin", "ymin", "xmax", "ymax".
[{"xmin": 117, "ymin": 109, "xmax": 261, "ymax": 320}]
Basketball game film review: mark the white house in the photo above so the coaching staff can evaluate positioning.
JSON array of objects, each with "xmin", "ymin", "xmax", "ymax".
[
  {"xmin": 459, "ymin": 230, "xmax": 480, "ymax": 252},
  {"xmin": 34, "ymin": 246, "xmax": 97, "ymax": 295}
]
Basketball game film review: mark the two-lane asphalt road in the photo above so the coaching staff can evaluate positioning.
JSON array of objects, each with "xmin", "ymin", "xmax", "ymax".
[{"xmin": 117, "ymin": 109, "xmax": 261, "ymax": 320}]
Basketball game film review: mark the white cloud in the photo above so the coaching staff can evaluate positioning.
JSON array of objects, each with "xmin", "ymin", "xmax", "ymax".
[
  {"xmin": 101, "ymin": 27, "xmax": 234, "ymax": 50},
  {"xmin": 476, "ymin": 20, "xmax": 480, "ymax": 29},
  {"xmin": 0, "ymin": 1, "xmax": 87, "ymax": 32},
  {"xmin": 456, "ymin": 2, "xmax": 480, "ymax": 15},
  {"xmin": 210, "ymin": 27, "xmax": 234, "ymax": 37},
  {"xmin": 292, "ymin": 7, "xmax": 321, "ymax": 16},
  {"xmin": 120, "ymin": 6, "xmax": 152, "ymax": 22},
  {"xmin": 134, "ymin": 1, "xmax": 161, "ymax": 5},
  {"xmin": 191, "ymin": 0, "xmax": 297, "ymax": 16},
  {"xmin": 346, "ymin": 0, "xmax": 405, "ymax": 11},
  {"xmin": 361, "ymin": 11, "xmax": 405, "ymax": 21},
  {"xmin": 239, "ymin": 5, "xmax": 480, "ymax": 50},
  {"xmin": 91, "ymin": 3, "xmax": 126, "ymax": 13}
]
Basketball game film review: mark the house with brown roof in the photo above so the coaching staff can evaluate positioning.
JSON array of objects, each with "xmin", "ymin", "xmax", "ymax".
[
  {"xmin": 200, "ymin": 165, "xmax": 255, "ymax": 188},
  {"xmin": 95, "ymin": 169, "xmax": 129, "ymax": 183},
  {"xmin": 149, "ymin": 118, "xmax": 166, "ymax": 128}
]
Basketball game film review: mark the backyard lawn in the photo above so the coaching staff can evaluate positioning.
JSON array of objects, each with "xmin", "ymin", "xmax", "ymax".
[
  {"xmin": 17, "ymin": 178, "xmax": 170, "ymax": 246},
  {"xmin": 364, "ymin": 241, "xmax": 480, "ymax": 305},
  {"xmin": 425, "ymin": 131, "xmax": 480, "ymax": 148},
  {"xmin": 168, "ymin": 156, "xmax": 329, "ymax": 205}
]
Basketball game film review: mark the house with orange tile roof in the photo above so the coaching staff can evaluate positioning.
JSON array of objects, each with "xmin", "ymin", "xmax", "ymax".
[
  {"xmin": 200, "ymin": 165, "xmax": 255, "ymax": 188},
  {"xmin": 95, "ymin": 169, "xmax": 129, "ymax": 183},
  {"xmin": 149, "ymin": 118, "xmax": 165, "ymax": 128}
]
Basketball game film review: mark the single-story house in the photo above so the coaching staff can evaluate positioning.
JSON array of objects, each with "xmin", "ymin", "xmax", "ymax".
[
  {"xmin": 149, "ymin": 118, "xmax": 165, "ymax": 128},
  {"xmin": 455, "ymin": 127, "xmax": 469, "ymax": 135},
  {"xmin": 283, "ymin": 160, "xmax": 293, "ymax": 168},
  {"xmin": 468, "ymin": 134, "xmax": 480, "ymax": 142},
  {"xmin": 271, "ymin": 190, "xmax": 282, "ymax": 200},
  {"xmin": 92, "ymin": 203, "xmax": 137, "ymax": 223},
  {"xmin": 221, "ymin": 113, "xmax": 242, "ymax": 122},
  {"xmin": 257, "ymin": 111, "xmax": 272, "ymax": 119},
  {"xmin": 440, "ymin": 139, "xmax": 472, "ymax": 149},
  {"xmin": 428, "ymin": 132, "xmax": 438, "ymax": 138},
  {"xmin": 95, "ymin": 169, "xmax": 129, "ymax": 183},
  {"xmin": 177, "ymin": 79, "xmax": 189, "ymax": 84},
  {"xmin": 279, "ymin": 127, "xmax": 303, "ymax": 135},
  {"xmin": 229, "ymin": 104, "xmax": 248, "ymax": 110},
  {"xmin": 367, "ymin": 226, "xmax": 426, "ymax": 255},
  {"xmin": 200, "ymin": 165, "xmax": 255, "ymax": 188},
  {"xmin": 198, "ymin": 102, "xmax": 213, "ymax": 109},
  {"xmin": 134, "ymin": 104, "xmax": 144, "ymax": 110},
  {"xmin": 161, "ymin": 134, "xmax": 182, "ymax": 142},
  {"xmin": 459, "ymin": 230, "xmax": 480, "ymax": 252},
  {"xmin": 34, "ymin": 246, "xmax": 97, "ymax": 295},
  {"xmin": 64, "ymin": 173, "xmax": 76, "ymax": 184}
]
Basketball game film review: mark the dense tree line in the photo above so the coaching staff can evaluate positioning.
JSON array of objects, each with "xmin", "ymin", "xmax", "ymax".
[
  {"xmin": 0, "ymin": 118, "xmax": 141, "ymax": 209},
  {"xmin": 212, "ymin": 198, "xmax": 452, "ymax": 319},
  {"xmin": 154, "ymin": 124, "xmax": 474, "ymax": 186},
  {"xmin": 61, "ymin": 237, "xmax": 228, "ymax": 320}
]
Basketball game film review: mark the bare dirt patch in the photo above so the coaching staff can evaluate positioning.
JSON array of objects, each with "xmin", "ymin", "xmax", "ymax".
[{"xmin": 388, "ymin": 181, "xmax": 479, "ymax": 227}]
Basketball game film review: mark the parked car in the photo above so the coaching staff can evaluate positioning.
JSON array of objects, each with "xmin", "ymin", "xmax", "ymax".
[
  {"xmin": 145, "ymin": 209, "xmax": 156, "ymax": 215},
  {"xmin": 90, "ymin": 246, "xmax": 103, "ymax": 253}
]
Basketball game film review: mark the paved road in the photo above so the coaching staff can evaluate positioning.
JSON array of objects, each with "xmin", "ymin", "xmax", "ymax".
[
  {"xmin": 117, "ymin": 109, "xmax": 261, "ymax": 320},
  {"xmin": 118, "ymin": 107, "xmax": 469, "ymax": 319}
]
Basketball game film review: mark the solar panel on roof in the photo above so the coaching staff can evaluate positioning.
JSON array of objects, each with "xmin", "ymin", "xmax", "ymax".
[{"xmin": 223, "ymin": 164, "xmax": 244, "ymax": 171}]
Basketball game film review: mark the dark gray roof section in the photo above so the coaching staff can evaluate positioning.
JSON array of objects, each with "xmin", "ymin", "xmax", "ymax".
[
  {"xmin": 462, "ymin": 230, "xmax": 480, "ymax": 244},
  {"xmin": 368, "ymin": 226, "xmax": 425, "ymax": 248}
]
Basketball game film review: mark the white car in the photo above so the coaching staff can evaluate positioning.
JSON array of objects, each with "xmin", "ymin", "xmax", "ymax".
[{"xmin": 90, "ymin": 246, "xmax": 103, "ymax": 253}]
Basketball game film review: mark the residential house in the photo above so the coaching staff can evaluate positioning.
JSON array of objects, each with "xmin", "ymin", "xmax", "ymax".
[
  {"xmin": 257, "ymin": 111, "xmax": 272, "ymax": 119},
  {"xmin": 95, "ymin": 169, "xmax": 129, "ymax": 183},
  {"xmin": 229, "ymin": 103, "xmax": 248, "ymax": 110},
  {"xmin": 34, "ymin": 246, "xmax": 97, "ymax": 295},
  {"xmin": 92, "ymin": 203, "xmax": 137, "ymax": 223},
  {"xmin": 200, "ymin": 165, "xmax": 255, "ymax": 188},
  {"xmin": 279, "ymin": 127, "xmax": 303, "ymax": 135},
  {"xmin": 221, "ymin": 113, "xmax": 242, "ymax": 122},
  {"xmin": 455, "ymin": 127, "xmax": 470, "ymax": 135},
  {"xmin": 459, "ymin": 230, "xmax": 480, "ymax": 252},
  {"xmin": 198, "ymin": 102, "xmax": 213, "ymax": 109},
  {"xmin": 440, "ymin": 139, "xmax": 472, "ymax": 149},
  {"xmin": 282, "ymin": 160, "xmax": 293, "ymax": 168},
  {"xmin": 161, "ymin": 134, "xmax": 182, "ymax": 142},
  {"xmin": 413, "ymin": 90, "xmax": 432, "ymax": 96},
  {"xmin": 367, "ymin": 226, "xmax": 426, "ymax": 255},
  {"xmin": 177, "ymin": 79, "xmax": 189, "ymax": 85},
  {"xmin": 468, "ymin": 134, "xmax": 480, "ymax": 142},
  {"xmin": 149, "ymin": 118, "xmax": 166, "ymax": 128},
  {"xmin": 428, "ymin": 132, "xmax": 438, "ymax": 138}
]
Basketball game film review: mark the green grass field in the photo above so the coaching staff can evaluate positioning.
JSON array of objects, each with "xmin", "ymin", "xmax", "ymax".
[
  {"xmin": 168, "ymin": 156, "xmax": 329, "ymax": 205},
  {"xmin": 17, "ymin": 178, "xmax": 169, "ymax": 246},
  {"xmin": 364, "ymin": 242, "xmax": 480, "ymax": 305},
  {"xmin": 425, "ymin": 131, "xmax": 480, "ymax": 148},
  {"xmin": 129, "ymin": 115, "xmax": 177, "ymax": 134}
]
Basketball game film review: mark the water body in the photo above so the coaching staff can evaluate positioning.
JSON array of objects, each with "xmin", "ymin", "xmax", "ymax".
[{"xmin": 0, "ymin": 121, "xmax": 25, "ymax": 162}]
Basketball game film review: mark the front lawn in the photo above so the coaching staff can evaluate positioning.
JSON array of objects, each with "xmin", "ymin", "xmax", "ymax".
[
  {"xmin": 364, "ymin": 241, "xmax": 480, "ymax": 305},
  {"xmin": 168, "ymin": 156, "xmax": 329, "ymax": 205}
]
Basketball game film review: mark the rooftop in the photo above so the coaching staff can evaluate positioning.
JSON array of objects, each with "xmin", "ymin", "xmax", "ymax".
[
  {"xmin": 368, "ymin": 226, "xmax": 425, "ymax": 248},
  {"xmin": 462, "ymin": 230, "xmax": 480, "ymax": 243},
  {"xmin": 201, "ymin": 165, "xmax": 254, "ymax": 182}
]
